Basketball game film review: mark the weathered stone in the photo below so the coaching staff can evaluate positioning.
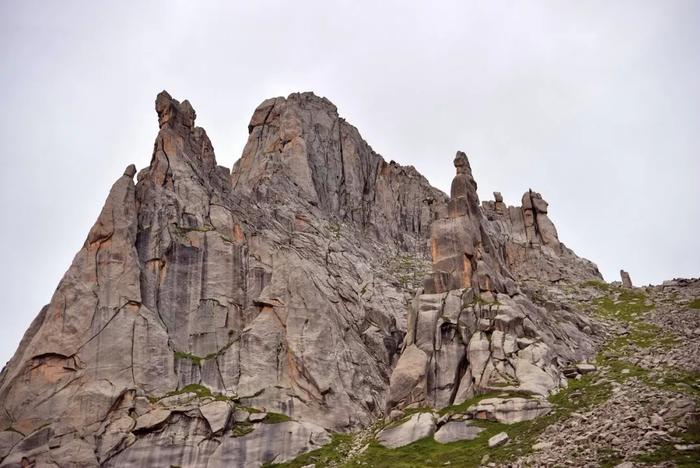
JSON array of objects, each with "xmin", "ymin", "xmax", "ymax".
[
  {"xmin": 248, "ymin": 412, "xmax": 267, "ymax": 423},
  {"xmin": 467, "ymin": 397, "xmax": 552, "ymax": 424},
  {"xmin": 0, "ymin": 431, "xmax": 22, "ymax": 460},
  {"xmin": 232, "ymin": 409, "xmax": 250, "ymax": 423},
  {"xmin": 433, "ymin": 421, "xmax": 484, "ymax": 443},
  {"xmin": 489, "ymin": 431, "xmax": 509, "ymax": 447},
  {"xmin": 134, "ymin": 409, "xmax": 171, "ymax": 431},
  {"xmin": 532, "ymin": 441, "xmax": 553, "ymax": 450},
  {"xmin": 386, "ymin": 345, "xmax": 428, "ymax": 410},
  {"xmin": 621, "ymin": 270, "xmax": 633, "ymax": 288},
  {"xmin": 200, "ymin": 400, "xmax": 231, "ymax": 433},
  {"xmin": 208, "ymin": 421, "xmax": 330, "ymax": 467},
  {"xmin": 377, "ymin": 413, "xmax": 437, "ymax": 448},
  {"xmin": 482, "ymin": 190, "xmax": 602, "ymax": 283},
  {"xmin": 576, "ymin": 363, "xmax": 597, "ymax": 374},
  {"xmin": 97, "ymin": 416, "xmax": 136, "ymax": 462}
]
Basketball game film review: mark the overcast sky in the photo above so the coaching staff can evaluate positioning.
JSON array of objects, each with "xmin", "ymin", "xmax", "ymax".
[{"xmin": 1, "ymin": 0, "xmax": 698, "ymax": 365}]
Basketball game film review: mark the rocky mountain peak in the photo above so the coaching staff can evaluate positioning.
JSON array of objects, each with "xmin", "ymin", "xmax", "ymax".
[
  {"xmin": 156, "ymin": 90, "xmax": 197, "ymax": 130},
  {"xmin": 233, "ymin": 92, "xmax": 447, "ymax": 251},
  {"xmin": 3, "ymin": 91, "xmax": 679, "ymax": 468}
]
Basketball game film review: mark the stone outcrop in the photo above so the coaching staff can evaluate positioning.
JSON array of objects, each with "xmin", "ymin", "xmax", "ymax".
[
  {"xmin": 388, "ymin": 154, "xmax": 600, "ymax": 413},
  {"xmin": 466, "ymin": 397, "xmax": 552, "ymax": 424},
  {"xmin": 621, "ymin": 270, "xmax": 633, "ymax": 288},
  {"xmin": 0, "ymin": 91, "xmax": 605, "ymax": 466},
  {"xmin": 433, "ymin": 421, "xmax": 484, "ymax": 443},
  {"xmin": 489, "ymin": 431, "xmax": 510, "ymax": 447},
  {"xmin": 482, "ymin": 190, "xmax": 602, "ymax": 283},
  {"xmin": 376, "ymin": 413, "xmax": 437, "ymax": 449},
  {"xmin": 424, "ymin": 152, "xmax": 515, "ymax": 295}
]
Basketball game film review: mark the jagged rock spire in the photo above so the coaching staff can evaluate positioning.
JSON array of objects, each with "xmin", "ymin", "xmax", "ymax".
[
  {"xmin": 425, "ymin": 151, "xmax": 510, "ymax": 295},
  {"xmin": 155, "ymin": 90, "xmax": 196, "ymax": 130}
]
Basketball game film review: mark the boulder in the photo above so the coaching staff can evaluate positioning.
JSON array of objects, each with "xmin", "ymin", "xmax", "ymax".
[
  {"xmin": 200, "ymin": 400, "xmax": 231, "ymax": 433},
  {"xmin": 248, "ymin": 412, "xmax": 267, "ymax": 423},
  {"xmin": 386, "ymin": 345, "xmax": 428, "ymax": 410},
  {"xmin": 576, "ymin": 363, "xmax": 597, "ymax": 375},
  {"xmin": 377, "ymin": 413, "xmax": 437, "ymax": 449},
  {"xmin": 488, "ymin": 431, "xmax": 509, "ymax": 448},
  {"xmin": 433, "ymin": 421, "xmax": 484, "ymax": 444},
  {"xmin": 232, "ymin": 409, "xmax": 251, "ymax": 423},
  {"xmin": 532, "ymin": 441, "xmax": 554, "ymax": 451},
  {"xmin": 467, "ymin": 397, "xmax": 552, "ymax": 424}
]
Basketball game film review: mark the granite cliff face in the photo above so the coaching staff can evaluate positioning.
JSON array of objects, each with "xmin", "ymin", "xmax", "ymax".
[{"xmin": 0, "ymin": 92, "xmax": 608, "ymax": 467}]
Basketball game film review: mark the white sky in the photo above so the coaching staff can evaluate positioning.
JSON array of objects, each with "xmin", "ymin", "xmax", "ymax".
[{"xmin": 1, "ymin": 0, "xmax": 698, "ymax": 365}]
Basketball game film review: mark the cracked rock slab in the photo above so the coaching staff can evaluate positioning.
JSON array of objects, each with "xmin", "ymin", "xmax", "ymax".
[{"xmin": 133, "ymin": 409, "xmax": 171, "ymax": 431}]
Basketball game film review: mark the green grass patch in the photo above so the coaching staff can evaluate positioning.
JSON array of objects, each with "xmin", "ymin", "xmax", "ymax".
[
  {"xmin": 267, "ymin": 433, "xmax": 353, "ymax": 467},
  {"xmin": 263, "ymin": 412, "xmax": 292, "ymax": 424},
  {"xmin": 327, "ymin": 222, "xmax": 341, "ymax": 241},
  {"xmin": 649, "ymin": 369, "xmax": 700, "ymax": 398},
  {"xmin": 174, "ymin": 351, "xmax": 203, "ymax": 366},
  {"xmin": 386, "ymin": 254, "xmax": 432, "ymax": 290},
  {"xmin": 347, "ymin": 428, "xmax": 503, "ymax": 468},
  {"xmin": 581, "ymin": 279, "xmax": 612, "ymax": 291},
  {"xmin": 174, "ymin": 342, "xmax": 236, "ymax": 368},
  {"xmin": 688, "ymin": 298, "xmax": 700, "ymax": 309},
  {"xmin": 164, "ymin": 383, "xmax": 213, "ymax": 399},
  {"xmin": 231, "ymin": 421, "xmax": 254, "ymax": 437},
  {"xmin": 598, "ymin": 448, "xmax": 624, "ymax": 467},
  {"xmin": 593, "ymin": 289, "xmax": 652, "ymax": 323},
  {"xmin": 280, "ymin": 374, "xmax": 613, "ymax": 468}
]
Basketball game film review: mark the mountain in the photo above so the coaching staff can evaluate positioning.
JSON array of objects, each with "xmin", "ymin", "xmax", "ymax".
[{"xmin": 1, "ymin": 92, "xmax": 696, "ymax": 468}]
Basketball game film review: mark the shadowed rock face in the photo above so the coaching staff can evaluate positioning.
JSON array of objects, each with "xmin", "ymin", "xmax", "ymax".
[{"xmin": 0, "ymin": 91, "xmax": 601, "ymax": 467}]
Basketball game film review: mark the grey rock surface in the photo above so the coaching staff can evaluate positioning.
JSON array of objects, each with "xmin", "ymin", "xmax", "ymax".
[
  {"xmin": 376, "ymin": 412, "xmax": 437, "ymax": 449},
  {"xmin": 134, "ymin": 409, "xmax": 171, "ymax": 431},
  {"xmin": 200, "ymin": 401, "xmax": 231, "ymax": 433},
  {"xmin": 466, "ymin": 397, "xmax": 552, "ymax": 424},
  {"xmin": 433, "ymin": 421, "xmax": 484, "ymax": 443},
  {"xmin": 489, "ymin": 431, "xmax": 509, "ymax": 447},
  {"xmin": 208, "ymin": 421, "xmax": 331, "ymax": 467},
  {"xmin": 620, "ymin": 269, "xmax": 633, "ymax": 288}
]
